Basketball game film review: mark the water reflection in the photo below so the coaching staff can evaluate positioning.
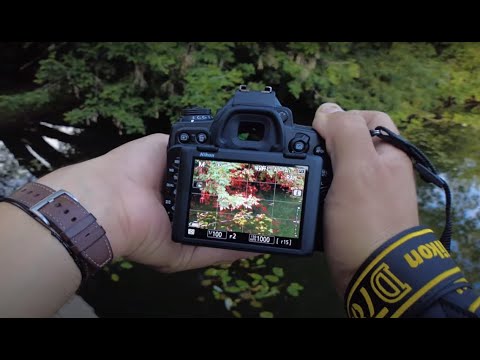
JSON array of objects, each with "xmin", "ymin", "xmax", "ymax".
[{"xmin": 419, "ymin": 175, "xmax": 480, "ymax": 290}]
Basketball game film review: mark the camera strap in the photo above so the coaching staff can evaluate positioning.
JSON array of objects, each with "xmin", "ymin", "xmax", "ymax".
[{"xmin": 370, "ymin": 126, "xmax": 452, "ymax": 251}]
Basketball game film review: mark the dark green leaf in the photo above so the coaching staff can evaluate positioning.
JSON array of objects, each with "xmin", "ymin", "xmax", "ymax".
[
  {"xmin": 272, "ymin": 267, "xmax": 284, "ymax": 277},
  {"xmin": 221, "ymin": 275, "xmax": 232, "ymax": 284},
  {"xmin": 240, "ymin": 260, "xmax": 250, "ymax": 268},
  {"xmin": 225, "ymin": 286, "xmax": 241, "ymax": 294},
  {"xmin": 249, "ymin": 300, "xmax": 263, "ymax": 308},
  {"xmin": 249, "ymin": 273, "xmax": 262, "ymax": 281},
  {"xmin": 120, "ymin": 261, "xmax": 133, "ymax": 269},
  {"xmin": 235, "ymin": 280, "xmax": 249, "ymax": 289},
  {"xmin": 254, "ymin": 289, "xmax": 270, "ymax": 300},
  {"xmin": 287, "ymin": 283, "xmax": 304, "ymax": 297},
  {"xmin": 201, "ymin": 279, "xmax": 212, "ymax": 287},
  {"xmin": 259, "ymin": 311, "xmax": 274, "ymax": 318},
  {"xmin": 213, "ymin": 290, "xmax": 222, "ymax": 300},
  {"xmin": 291, "ymin": 282, "xmax": 304, "ymax": 290},
  {"xmin": 265, "ymin": 275, "xmax": 279, "ymax": 283},
  {"xmin": 204, "ymin": 268, "xmax": 218, "ymax": 276}
]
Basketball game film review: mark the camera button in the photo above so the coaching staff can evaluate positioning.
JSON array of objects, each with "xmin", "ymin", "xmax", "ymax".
[
  {"xmin": 165, "ymin": 182, "xmax": 175, "ymax": 189},
  {"xmin": 173, "ymin": 157, "xmax": 181, "ymax": 167},
  {"xmin": 179, "ymin": 132, "xmax": 190, "ymax": 143},
  {"xmin": 293, "ymin": 140, "xmax": 307, "ymax": 153},
  {"xmin": 168, "ymin": 167, "xmax": 175, "ymax": 174},
  {"xmin": 313, "ymin": 145, "xmax": 325, "ymax": 156},
  {"xmin": 169, "ymin": 173, "xmax": 178, "ymax": 183},
  {"xmin": 279, "ymin": 111, "xmax": 288, "ymax": 122},
  {"xmin": 164, "ymin": 198, "xmax": 173, "ymax": 206},
  {"xmin": 196, "ymin": 132, "xmax": 208, "ymax": 144}
]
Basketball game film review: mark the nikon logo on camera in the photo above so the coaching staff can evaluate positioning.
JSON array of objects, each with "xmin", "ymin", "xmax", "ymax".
[{"xmin": 199, "ymin": 152, "xmax": 215, "ymax": 158}]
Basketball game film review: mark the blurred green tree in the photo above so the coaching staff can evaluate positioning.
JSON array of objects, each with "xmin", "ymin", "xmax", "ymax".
[{"xmin": 2, "ymin": 42, "xmax": 479, "ymax": 166}]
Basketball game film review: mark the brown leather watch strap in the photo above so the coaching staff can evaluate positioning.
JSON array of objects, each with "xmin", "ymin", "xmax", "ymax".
[{"xmin": 4, "ymin": 182, "xmax": 113, "ymax": 281}]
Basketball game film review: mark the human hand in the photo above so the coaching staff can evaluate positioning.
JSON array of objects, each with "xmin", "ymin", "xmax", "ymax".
[
  {"xmin": 39, "ymin": 134, "xmax": 255, "ymax": 273},
  {"xmin": 312, "ymin": 104, "xmax": 419, "ymax": 296}
]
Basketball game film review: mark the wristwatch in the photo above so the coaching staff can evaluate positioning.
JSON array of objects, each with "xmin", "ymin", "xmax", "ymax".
[{"xmin": 2, "ymin": 182, "xmax": 113, "ymax": 285}]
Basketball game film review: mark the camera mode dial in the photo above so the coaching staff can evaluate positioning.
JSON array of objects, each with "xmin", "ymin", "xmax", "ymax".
[{"xmin": 181, "ymin": 107, "xmax": 213, "ymax": 123}]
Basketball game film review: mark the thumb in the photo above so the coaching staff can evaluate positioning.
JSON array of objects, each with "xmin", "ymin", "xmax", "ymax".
[
  {"xmin": 312, "ymin": 103, "xmax": 377, "ymax": 172},
  {"xmin": 317, "ymin": 102, "xmax": 345, "ymax": 114}
]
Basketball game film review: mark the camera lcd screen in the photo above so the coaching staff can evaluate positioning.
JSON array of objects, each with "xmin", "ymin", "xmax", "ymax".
[{"xmin": 185, "ymin": 159, "xmax": 308, "ymax": 249}]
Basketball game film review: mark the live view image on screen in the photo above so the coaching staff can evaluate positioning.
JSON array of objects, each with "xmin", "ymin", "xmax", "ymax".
[{"xmin": 186, "ymin": 159, "xmax": 307, "ymax": 246}]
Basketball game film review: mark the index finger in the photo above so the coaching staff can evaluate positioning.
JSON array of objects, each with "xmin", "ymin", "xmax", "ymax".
[{"xmin": 313, "ymin": 109, "xmax": 378, "ymax": 173}]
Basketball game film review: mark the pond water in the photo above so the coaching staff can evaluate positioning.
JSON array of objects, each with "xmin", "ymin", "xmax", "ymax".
[{"xmin": 0, "ymin": 122, "xmax": 478, "ymax": 317}]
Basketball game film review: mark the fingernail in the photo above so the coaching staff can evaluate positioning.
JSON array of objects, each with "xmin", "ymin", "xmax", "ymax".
[{"xmin": 318, "ymin": 103, "xmax": 344, "ymax": 114}]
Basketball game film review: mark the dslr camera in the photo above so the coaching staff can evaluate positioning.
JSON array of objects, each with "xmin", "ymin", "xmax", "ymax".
[{"xmin": 163, "ymin": 85, "xmax": 332, "ymax": 255}]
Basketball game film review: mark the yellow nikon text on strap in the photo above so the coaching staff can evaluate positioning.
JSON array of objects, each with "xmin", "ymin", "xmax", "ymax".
[{"xmin": 345, "ymin": 226, "xmax": 473, "ymax": 318}]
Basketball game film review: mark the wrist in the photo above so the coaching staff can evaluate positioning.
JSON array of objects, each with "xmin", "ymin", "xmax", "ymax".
[
  {"xmin": 37, "ymin": 159, "xmax": 129, "ymax": 259},
  {"xmin": 0, "ymin": 202, "xmax": 82, "ymax": 316}
]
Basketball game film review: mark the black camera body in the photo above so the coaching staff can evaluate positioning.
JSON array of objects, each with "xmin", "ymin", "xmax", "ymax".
[{"xmin": 163, "ymin": 86, "xmax": 332, "ymax": 255}]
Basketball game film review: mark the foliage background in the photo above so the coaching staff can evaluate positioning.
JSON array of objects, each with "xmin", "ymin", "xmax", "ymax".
[
  {"xmin": 3, "ymin": 43, "xmax": 480, "ymax": 168},
  {"xmin": 0, "ymin": 42, "xmax": 479, "ymax": 316}
]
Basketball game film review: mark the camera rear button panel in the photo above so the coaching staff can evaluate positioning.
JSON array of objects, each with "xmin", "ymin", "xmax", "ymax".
[{"xmin": 164, "ymin": 155, "xmax": 181, "ymax": 220}]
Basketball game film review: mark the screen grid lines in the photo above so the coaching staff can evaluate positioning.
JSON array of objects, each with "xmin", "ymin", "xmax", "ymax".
[{"xmin": 187, "ymin": 159, "xmax": 307, "ymax": 247}]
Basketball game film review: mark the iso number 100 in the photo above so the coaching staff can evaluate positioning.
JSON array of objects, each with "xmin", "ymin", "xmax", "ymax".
[{"xmin": 248, "ymin": 234, "xmax": 275, "ymax": 245}]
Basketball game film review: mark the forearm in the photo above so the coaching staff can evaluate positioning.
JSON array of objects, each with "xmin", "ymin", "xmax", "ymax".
[
  {"xmin": 0, "ymin": 203, "xmax": 81, "ymax": 317},
  {"xmin": 0, "ymin": 159, "xmax": 121, "ymax": 317},
  {"xmin": 0, "ymin": 132, "xmax": 256, "ymax": 317}
]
